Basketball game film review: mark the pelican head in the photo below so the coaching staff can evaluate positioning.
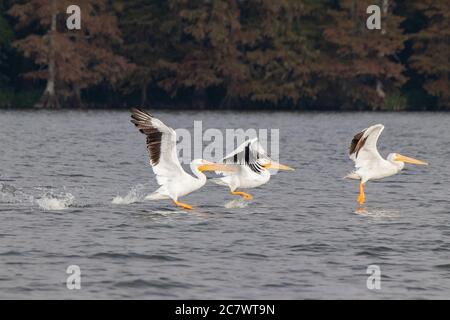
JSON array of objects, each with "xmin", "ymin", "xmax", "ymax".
[{"xmin": 387, "ymin": 153, "xmax": 428, "ymax": 170}]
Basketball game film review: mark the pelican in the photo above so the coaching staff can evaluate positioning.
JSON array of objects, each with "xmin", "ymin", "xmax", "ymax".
[
  {"xmin": 212, "ymin": 138, "xmax": 294, "ymax": 200},
  {"xmin": 346, "ymin": 124, "xmax": 428, "ymax": 206},
  {"xmin": 130, "ymin": 108, "xmax": 234, "ymax": 210}
]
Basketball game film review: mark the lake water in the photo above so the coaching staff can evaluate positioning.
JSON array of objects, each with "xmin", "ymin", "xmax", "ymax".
[{"xmin": 0, "ymin": 110, "xmax": 449, "ymax": 299}]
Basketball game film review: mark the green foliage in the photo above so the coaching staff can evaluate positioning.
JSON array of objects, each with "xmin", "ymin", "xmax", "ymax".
[
  {"xmin": 13, "ymin": 89, "xmax": 42, "ymax": 108},
  {"xmin": 0, "ymin": 1, "xmax": 14, "ymax": 46},
  {"xmin": 0, "ymin": 88, "xmax": 42, "ymax": 108},
  {"xmin": 0, "ymin": 0, "xmax": 14, "ymax": 108},
  {"xmin": 0, "ymin": 18, "xmax": 13, "ymax": 46},
  {"xmin": 383, "ymin": 94, "xmax": 407, "ymax": 111},
  {"xmin": 0, "ymin": 87, "xmax": 14, "ymax": 106}
]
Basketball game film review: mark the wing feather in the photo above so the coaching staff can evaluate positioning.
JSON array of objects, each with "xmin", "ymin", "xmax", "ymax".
[
  {"xmin": 349, "ymin": 124, "xmax": 384, "ymax": 169},
  {"xmin": 222, "ymin": 138, "xmax": 269, "ymax": 174},
  {"xmin": 130, "ymin": 108, "xmax": 185, "ymax": 185}
]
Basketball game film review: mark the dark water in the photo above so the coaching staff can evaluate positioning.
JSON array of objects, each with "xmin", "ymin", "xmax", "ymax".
[{"xmin": 0, "ymin": 110, "xmax": 449, "ymax": 299}]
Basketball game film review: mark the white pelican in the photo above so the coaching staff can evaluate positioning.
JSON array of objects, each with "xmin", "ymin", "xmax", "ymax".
[
  {"xmin": 346, "ymin": 124, "xmax": 428, "ymax": 206},
  {"xmin": 131, "ymin": 108, "xmax": 234, "ymax": 210},
  {"xmin": 212, "ymin": 138, "xmax": 294, "ymax": 200}
]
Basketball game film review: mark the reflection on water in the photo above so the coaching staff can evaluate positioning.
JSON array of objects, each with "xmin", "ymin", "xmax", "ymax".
[
  {"xmin": 0, "ymin": 110, "xmax": 449, "ymax": 299},
  {"xmin": 355, "ymin": 207, "xmax": 401, "ymax": 219}
]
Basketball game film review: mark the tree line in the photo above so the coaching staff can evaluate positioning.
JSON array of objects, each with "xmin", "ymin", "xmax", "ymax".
[{"xmin": 0, "ymin": 0, "xmax": 448, "ymax": 110}]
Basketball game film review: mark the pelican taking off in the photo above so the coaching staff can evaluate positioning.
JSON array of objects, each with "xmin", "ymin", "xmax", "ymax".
[
  {"xmin": 131, "ymin": 108, "xmax": 234, "ymax": 210},
  {"xmin": 346, "ymin": 124, "xmax": 428, "ymax": 206},
  {"xmin": 212, "ymin": 138, "xmax": 294, "ymax": 200}
]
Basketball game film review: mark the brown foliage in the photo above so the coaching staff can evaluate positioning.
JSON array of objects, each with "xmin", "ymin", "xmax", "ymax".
[
  {"xmin": 9, "ymin": 0, "xmax": 133, "ymax": 107},
  {"xmin": 323, "ymin": 0, "xmax": 406, "ymax": 110},
  {"xmin": 409, "ymin": 0, "xmax": 450, "ymax": 106}
]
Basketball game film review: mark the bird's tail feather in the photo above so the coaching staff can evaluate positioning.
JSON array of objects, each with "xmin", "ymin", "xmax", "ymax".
[
  {"xmin": 344, "ymin": 171, "xmax": 360, "ymax": 180},
  {"xmin": 210, "ymin": 178, "xmax": 228, "ymax": 186},
  {"xmin": 145, "ymin": 186, "xmax": 170, "ymax": 200},
  {"xmin": 145, "ymin": 192, "xmax": 169, "ymax": 200}
]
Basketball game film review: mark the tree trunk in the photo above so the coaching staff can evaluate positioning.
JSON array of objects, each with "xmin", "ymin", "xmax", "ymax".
[
  {"xmin": 141, "ymin": 81, "xmax": 148, "ymax": 106},
  {"xmin": 376, "ymin": 79, "xmax": 386, "ymax": 111},
  {"xmin": 74, "ymin": 84, "xmax": 84, "ymax": 108},
  {"xmin": 36, "ymin": 0, "xmax": 59, "ymax": 108},
  {"xmin": 193, "ymin": 88, "xmax": 207, "ymax": 109}
]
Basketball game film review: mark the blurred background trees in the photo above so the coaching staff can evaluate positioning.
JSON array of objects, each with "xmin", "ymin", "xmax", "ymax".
[
  {"xmin": 8, "ymin": 0, "xmax": 133, "ymax": 108},
  {"xmin": 407, "ymin": 1, "xmax": 449, "ymax": 109},
  {"xmin": 0, "ymin": 0, "xmax": 448, "ymax": 110},
  {"xmin": 0, "ymin": 0, "xmax": 15, "ymax": 107},
  {"xmin": 323, "ymin": 0, "xmax": 407, "ymax": 111}
]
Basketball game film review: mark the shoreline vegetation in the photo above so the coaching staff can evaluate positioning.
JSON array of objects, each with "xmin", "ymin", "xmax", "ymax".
[
  {"xmin": 0, "ymin": 0, "xmax": 448, "ymax": 111},
  {"xmin": 0, "ymin": 105, "xmax": 443, "ymax": 112}
]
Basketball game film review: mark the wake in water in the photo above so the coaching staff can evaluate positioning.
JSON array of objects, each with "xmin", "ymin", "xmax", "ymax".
[
  {"xmin": 0, "ymin": 183, "xmax": 34, "ymax": 204},
  {"xmin": 111, "ymin": 184, "xmax": 147, "ymax": 205},
  {"xmin": 1, "ymin": 182, "xmax": 75, "ymax": 211}
]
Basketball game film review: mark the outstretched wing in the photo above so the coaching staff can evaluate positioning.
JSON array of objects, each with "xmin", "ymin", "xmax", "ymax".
[
  {"xmin": 222, "ymin": 138, "xmax": 270, "ymax": 174},
  {"xmin": 349, "ymin": 124, "xmax": 384, "ymax": 169},
  {"xmin": 130, "ymin": 108, "xmax": 185, "ymax": 185}
]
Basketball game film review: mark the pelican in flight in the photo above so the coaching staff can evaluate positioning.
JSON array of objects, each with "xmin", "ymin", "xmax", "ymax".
[
  {"xmin": 131, "ymin": 108, "xmax": 234, "ymax": 210},
  {"xmin": 212, "ymin": 138, "xmax": 294, "ymax": 200},
  {"xmin": 346, "ymin": 124, "xmax": 428, "ymax": 206}
]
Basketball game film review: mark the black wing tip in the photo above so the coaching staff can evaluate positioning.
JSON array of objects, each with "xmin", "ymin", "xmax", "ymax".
[
  {"xmin": 349, "ymin": 130, "xmax": 363, "ymax": 155},
  {"xmin": 130, "ymin": 107, "xmax": 153, "ymax": 118},
  {"xmin": 349, "ymin": 129, "xmax": 367, "ymax": 156},
  {"xmin": 130, "ymin": 118, "xmax": 141, "ymax": 126},
  {"xmin": 130, "ymin": 107, "xmax": 144, "ymax": 113}
]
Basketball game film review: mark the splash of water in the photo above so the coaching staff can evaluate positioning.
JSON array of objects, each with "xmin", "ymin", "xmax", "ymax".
[
  {"xmin": 35, "ymin": 193, "xmax": 75, "ymax": 210},
  {"xmin": 224, "ymin": 198, "xmax": 249, "ymax": 209},
  {"xmin": 112, "ymin": 184, "xmax": 146, "ymax": 205},
  {"xmin": 354, "ymin": 207, "xmax": 401, "ymax": 218}
]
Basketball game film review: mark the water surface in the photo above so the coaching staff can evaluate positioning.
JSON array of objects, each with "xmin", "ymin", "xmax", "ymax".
[{"xmin": 0, "ymin": 110, "xmax": 449, "ymax": 299}]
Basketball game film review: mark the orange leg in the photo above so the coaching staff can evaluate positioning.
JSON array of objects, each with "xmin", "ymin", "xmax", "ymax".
[
  {"xmin": 357, "ymin": 182, "xmax": 366, "ymax": 206},
  {"xmin": 231, "ymin": 191, "xmax": 253, "ymax": 200},
  {"xmin": 173, "ymin": 200, "xmax": 193, "ymax": 210}
]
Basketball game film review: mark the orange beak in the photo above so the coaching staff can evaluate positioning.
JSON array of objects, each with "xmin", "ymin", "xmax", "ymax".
[
  {"xmin": 394, "ymin": 154, "xmax": 428, "ymax": 166},
  {"xmin": 198, "ymin": 162, "xmax": 236, "ymax": 172},
  {"xmin": 262, "ymin": 161, "xmax": 295, "ymax": 171}
]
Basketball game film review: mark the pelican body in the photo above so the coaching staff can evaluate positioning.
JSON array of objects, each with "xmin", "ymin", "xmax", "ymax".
[
  {"xmin": 131, "ymin": 108, "xmax": 233, "ymax": 210},
  {"xmin": 346, "ymin": 124, "xmax": 428, "ymax": 206},
  {"xmin": 213, "ymin": 138, "xmax": 294, "ymax": 200}
]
